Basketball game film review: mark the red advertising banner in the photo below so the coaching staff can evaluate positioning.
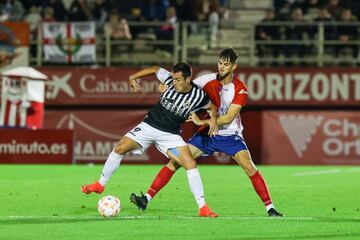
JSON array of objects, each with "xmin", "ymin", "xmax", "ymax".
[
  {"xmin": 37, "ymin": 67, "xmax": 359, "ymax": 106},
  {"xmin": 0, "ymin": 129, "xmax": 73, "ymax": 164},
  {"xmin": 238, "ymin": 68, "xmax": 360, "ymax": 106},
  {"xmin": 39, "ymin": 67, "xmax": 161, "ymax": 106},
  {"xmin": 43, "ymin": 110, "xmax": 262, "ymax": 164},
  {"xmin": 262, "ymin": 111, "xmax": 360, "ymax": 165}
]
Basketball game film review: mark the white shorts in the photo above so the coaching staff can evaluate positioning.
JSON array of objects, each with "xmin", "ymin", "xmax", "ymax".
[{"xmin": 125, "ymin": 122, "xmax": 187, "ymax": 157}]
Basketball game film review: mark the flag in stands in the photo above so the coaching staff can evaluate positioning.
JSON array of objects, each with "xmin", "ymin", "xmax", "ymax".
[{"xmin": 42, "ymin": 22, "xmax": 96, "ymax": 63}]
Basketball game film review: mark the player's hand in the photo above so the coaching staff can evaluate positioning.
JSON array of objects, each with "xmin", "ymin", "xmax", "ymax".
[
  {"xmin": 129, "ymin": 75, "xmax": 140, "ymax": 92},
  {"xmin": 158, "ymin": 83, "xmax": 168, "ymax": 93},
  {"xmin": 207, "ymin": 118, "xmax": 218, "ymax": 137},
  {"xmin": 186, "ymin": 112, "xmax": 203, "ymax": 126}
]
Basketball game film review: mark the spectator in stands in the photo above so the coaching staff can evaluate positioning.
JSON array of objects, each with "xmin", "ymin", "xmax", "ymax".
[
  {"xmin": 275, "ymin": 0, "xmax": 293, "ymax": 20},
  {"xmin": 335, "ymin": 9, "xmax": 358, "ymax": 60},
  {"xmin": 111, "ymin": 0, "xmax": 131, "ymax": 19},
  {"xmin": 310, "ymin": 7, "xmax": 336, "ymax": 53},
  {"xmin": 92, "ymin": 0, "xmax": 112, "ymax": 32},
  {"xmin": 24, "ymin": 5, "xmax": 41, "ymax": 59},
  {"xmin": 273, "ymin": 0, "xmax": 292, "ymax": 13},
  {"xmin": 42, "ymin": 0, "xmax": 67, "ymax": 21},
  {"xmin": 208, "ymin": 0, "xmax": 220, "ymax": 43},
  {"xmin": 170, "ymin": 0, "xmax": 194, "ymax": 21},
  {"xmin": 191, "ymin": 0, "xmax": 220, "ymax": 34},
  {"xmin": 296, "ymin": 0, "xmax": 321, "ymax": 18},
  {"xmin": 158, "ymin": 6, "xmax": 177, "ymax": 40},
  {"xmin": 0, "ymin": 0, "xmax": 25, "ymax": 21},
  {"xmin": 157, "ymin": 6, "xmax": 177, "ymax": 53},
  {"xmin": 25, "ymin": 6, "xmax": 42, "ymax": 35},
  {"xmin": 141, "ymin": 0, "xmax": 169, "ymax": 21},
  {"xmin": 348, "ymin": 1, "xmax": 360, "ymax": 20},
  {"xmin": 256, "ymin": 9, "xmax": 280, "ymax": 65},
  {"xmin": 104, "ymin": 9, "xmax": 132, "ymax": 40},
  {"xmin": 193, "ymin": 0, "xmax": 212, "ymax": 22},
  {"xmin": 42, "ymin": 7, "xmax": 56, "ymax": 22},
  {"xmin": 326, "ymin": 0, "xmax": 344, "ymax": 20},
  {"xmin": 111, "ymin": 0, "xmax": 142, "ymax": 20},
  {"xmin": 284, "ymin": 7, "xmax": 311, "ymax": 65},
  {"xmin": 68, "ymin": 0, "xmax": 92, "ymax": 21}
]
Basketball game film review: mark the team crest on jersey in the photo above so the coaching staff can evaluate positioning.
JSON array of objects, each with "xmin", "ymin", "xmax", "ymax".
[{"xmin": 182, "ymin": 101, "xmax": 191, "ymax": 109}]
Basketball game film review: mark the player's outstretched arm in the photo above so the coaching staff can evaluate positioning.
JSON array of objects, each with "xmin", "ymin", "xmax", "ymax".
[
  {"xmin": 129, "ymin": 66, "xmax": 160, "ymax": 92},
  {"xmin": 217, "ymin": 104, "xmax": 242, "ymax": 126}
]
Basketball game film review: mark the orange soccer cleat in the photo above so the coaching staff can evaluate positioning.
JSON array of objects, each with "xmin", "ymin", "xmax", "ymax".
[
  {"xmin": 198, "ymin": 204, "xmax": 219, "ymax": 217},
  {"xmin": 80, "ymin": 181, "xmax": 105, "ymax": 194}
]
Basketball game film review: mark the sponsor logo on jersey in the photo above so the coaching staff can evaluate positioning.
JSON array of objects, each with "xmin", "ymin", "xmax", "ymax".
[{"xmin": 238, "ymin": 89, "xmax": 248, "ymax": 95}]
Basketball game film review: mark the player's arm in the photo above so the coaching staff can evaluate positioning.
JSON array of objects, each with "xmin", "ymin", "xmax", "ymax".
[
  {"xmin": 129, "ymin": 66, "xmax": 161, "ymax": 92},
  {"xmin": 187, "ymin": 102, "xmax": 219, "ymax": 136},
  {"xmin": 202, "ymin": 102, "xmax": 218, "ymax": 136},
  {"xmin": 216, "ymin": 103, "xmax": 242, "ymax": 126}
]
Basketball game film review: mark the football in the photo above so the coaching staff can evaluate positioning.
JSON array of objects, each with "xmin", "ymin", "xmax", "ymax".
[{"xmin": 97, "ymin": 195, "xmax": 121, "ymax": 217}]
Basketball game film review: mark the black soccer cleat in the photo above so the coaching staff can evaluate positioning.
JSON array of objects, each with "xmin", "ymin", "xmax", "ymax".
[
  {"xmin": 130, "ymin": 192, "xmax": 148, "ymax": 210},
  {"xmin": 267, "ymin": 208, "xmax": 284, "ymax": 217}
]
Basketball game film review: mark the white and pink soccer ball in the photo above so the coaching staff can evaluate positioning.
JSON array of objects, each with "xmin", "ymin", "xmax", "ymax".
[{"xmin": 97, "ymin": 195, "xmax": 121, "ymax": 217}]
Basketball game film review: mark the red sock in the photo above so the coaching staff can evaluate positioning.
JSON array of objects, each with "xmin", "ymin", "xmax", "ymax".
[
  {"xmin": 147, "ymin": 166, "xmax": 175, "ymax": 198},
  {"xmin": 249, "ymin": 171, "xmax": 272, "ymax": 206}
]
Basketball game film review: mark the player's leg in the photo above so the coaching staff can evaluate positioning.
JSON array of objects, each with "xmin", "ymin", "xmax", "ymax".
[
  {"xmin": 146, "ymin": 144, "xmax": 204, "ymax": 200},
  {"xmin": 232, "ymin": 150, "xmax": 283, "ymax": 217},
  {"xmin": 167, "ymin": 146, "xmax": 217, "ymax": 217},
  {"xmin": 130, "ymin": 144, "xmax": 205, "ymax": 210},
  {"xmin": 99, "ymin": 136, "xmax": 141, "ymax": 185},
  {"xmin": 81, "ymin": 135, "xmax": 142, "ymax": 194},
  {"xmin": 130, "ymin": 159, "xmax": 181, "ymax": 210}
]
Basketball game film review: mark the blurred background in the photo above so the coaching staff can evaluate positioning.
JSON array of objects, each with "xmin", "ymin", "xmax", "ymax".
[{"xmin": 0, "ymin": 0, "xmax": 359, "ymax": 166}]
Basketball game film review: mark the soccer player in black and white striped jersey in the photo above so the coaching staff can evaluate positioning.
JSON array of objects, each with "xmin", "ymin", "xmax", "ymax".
[{"xmin": 81, "ymin": 62, "xmax": 219, "ymax": 217}]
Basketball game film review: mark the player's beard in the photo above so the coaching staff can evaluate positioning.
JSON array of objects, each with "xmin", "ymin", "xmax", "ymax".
[{"xmin": 217, "ymin": 71, "xmax": 231, "ymax": 80}]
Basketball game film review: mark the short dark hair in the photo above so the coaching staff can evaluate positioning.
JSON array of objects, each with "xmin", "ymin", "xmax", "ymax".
[
  {"xmin": 219, "ymin": 48, "xmax": 238, "ymax": 64},
  {"xmin": 172, "ymin": 62, "xmax": 192, "ymax": 78}
]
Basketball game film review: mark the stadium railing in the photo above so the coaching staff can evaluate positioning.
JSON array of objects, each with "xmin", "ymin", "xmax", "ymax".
[
  {"xmin": 252, "ymin": 21, "xmax": 360, "ymax": 67},
  {"xmin": 28, "ymin": 21, "xmax": 360, "ymax": 66}
]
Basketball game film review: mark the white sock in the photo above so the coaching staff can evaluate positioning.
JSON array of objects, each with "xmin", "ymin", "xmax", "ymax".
[
  {"xmin": 145, "ymin": 193, "xmax": 152, "ymax": 202},
  {"xmin": 186, "ymin": 168, "xmax": 206, "ymax": 209},
  {"xmin": 99, "ymin": 151, "xmax": 123, "ymax": 186},
  {"xmin": 266, "ymin": 203, "xmax": 274, "ymax": 212}
]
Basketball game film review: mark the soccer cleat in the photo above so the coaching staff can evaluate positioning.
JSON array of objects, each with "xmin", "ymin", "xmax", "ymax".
[
  {"xmin": 130, "ymin": 192, "xmax": 148, "ymax": 210},
  {"xmin": 198, "ymin": 204, "xmax": 218, "ymax": 217},
  {"xmin": 267, "ymin": 208, "xmax": 284, "ymax": 217},
  {"xmin": 80, "ymin": 181, "xmax": 105, "ymax": 194}
]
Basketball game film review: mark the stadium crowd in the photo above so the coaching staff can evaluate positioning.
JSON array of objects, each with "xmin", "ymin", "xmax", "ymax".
[
  {"xmin": 1, "ymin": 0, "xmax": 360, "ymax": 65},
  {"xmin": 0, "ymin": 0, "xmax": 225, "ymax": 40},
  {"xmin": 257, "ymin": 0, "xmax": 360, "ymax": 65}
]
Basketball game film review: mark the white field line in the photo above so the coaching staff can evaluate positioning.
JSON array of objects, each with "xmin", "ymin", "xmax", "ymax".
[
  {"xmin": 293, "ymin": 169, "xmax": 341, "ymax": 176},
  {"xmin": 0, "ymin": 215, "xmax": 314, "ymax": 221},
  {"xmin": 292, "ymin": 168, "xmax": 360, "ymax": 177}
]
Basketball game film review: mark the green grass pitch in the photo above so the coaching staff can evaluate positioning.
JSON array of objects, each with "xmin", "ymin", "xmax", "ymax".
[{"xmin": 0, "ymin": 165, "xmax": 359, "ymax": 240}]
